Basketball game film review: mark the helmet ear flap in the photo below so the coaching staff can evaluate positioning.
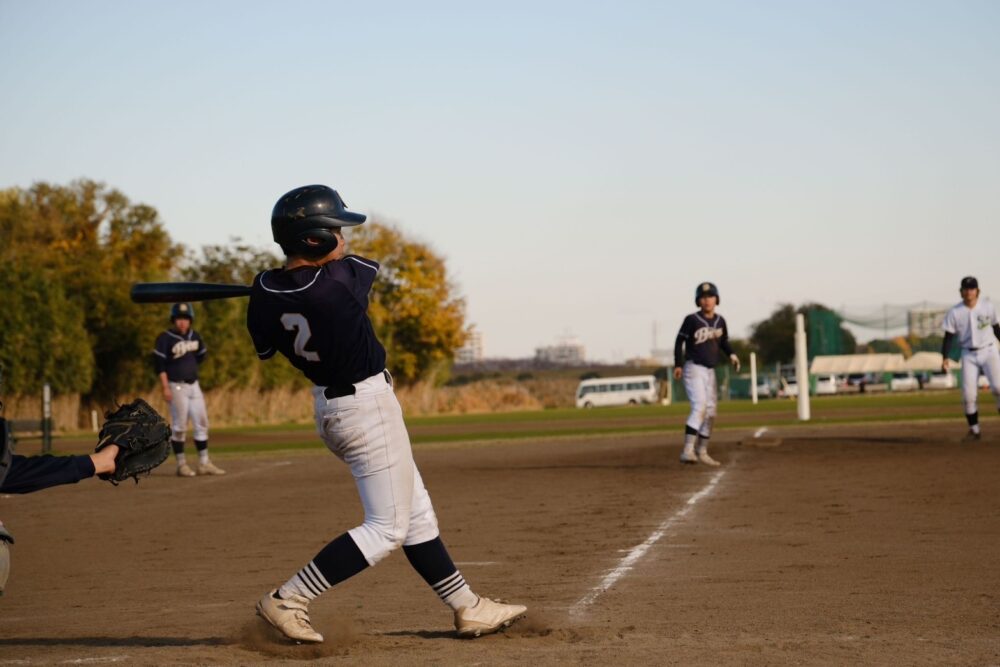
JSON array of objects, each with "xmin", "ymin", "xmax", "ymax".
[{"xmin": 291, "ymin": 228, "xmax": 339, "ymax": 258}]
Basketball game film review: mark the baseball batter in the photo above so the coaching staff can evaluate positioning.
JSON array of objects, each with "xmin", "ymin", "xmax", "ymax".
[
  {"xmin": 941, "ymin": 276, "xmax": 1000, "ymax": 441},
  {"xmin": 672, "ymin": 282, "xmax": 740, "ymax": 466},
  {"xmin": 246, "ymin": 185, "xmax": 525, "ymax": 643},
  {"xmin": 153, "ymin": 303, "xmax": 224, "ymax": 476}
]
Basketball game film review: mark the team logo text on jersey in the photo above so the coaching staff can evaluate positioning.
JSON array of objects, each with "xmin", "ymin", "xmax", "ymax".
[
  {"xmin": 978, "ymin": 315, "xmax": 991, "ymax": 330},
  {"xmin": 693, "ymin": 326, "xmax": 724, "ymax": 344},
  {"xmin": 171, "ymin": 340, "xmax": 200, "ymax": 359}
]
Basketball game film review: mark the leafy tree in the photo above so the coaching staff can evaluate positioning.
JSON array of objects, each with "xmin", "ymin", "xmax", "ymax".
[
  {"xmin": 0, "ymin": 257, "xmax": 93, "ymax": 393},
  {"xmin": 0, "ymin": 180, "xmax": 179, "ymax": 400},
  {"xmin": 750, "ymin": 304, "xmax": 797, "ymax": 365},
  {"xmin": 346, "ymin": 221, "xmax": 466, "ymax": 384},
  {"xmin": 749, "ymin": 303, "xmax": 856, "ymax": 366}
]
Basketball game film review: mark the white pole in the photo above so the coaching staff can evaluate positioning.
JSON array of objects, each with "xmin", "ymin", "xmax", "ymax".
[
  {"xmin": 91, "ymin": 410, "xmax": 99, "ymax": 433},
  {"xmin": 795, "ymin": 313, "xmax": 811, "ymax": 421},
  {"xmin": 750, "ymin": 352, "xmax": 759, "ymax": 405}
]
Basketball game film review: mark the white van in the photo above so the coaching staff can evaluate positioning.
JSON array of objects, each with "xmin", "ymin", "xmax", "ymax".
[
  {"xmin": 575, "ymin": 375, "xmax": 658, "ymax": 408},
  {"xmin": 815, "ymin": 375, "xmax": 839, "ymax": 395}
]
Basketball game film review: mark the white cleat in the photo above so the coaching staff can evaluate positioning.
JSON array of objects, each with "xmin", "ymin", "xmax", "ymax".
[
  {"xmin": 256, "ymin": 590, "xmax": 324, "ymax": 643},
  {"xmin": 679, "ymin": 449, "xmax": 698, "ymax": 464},
  {"xmin": 197, "ymin": 461, "xmax": 227, "ymax": 475},
  {"xmin": 697, "ymin": 451, "xmax": 721, "ymax": 467},
  {"xmin": 454, "ymin": 596, "xmax": 527, "ymax": 638},
  {"xmin": 176, "ymin": 463, "xmax": 196, "ymax": 477}
]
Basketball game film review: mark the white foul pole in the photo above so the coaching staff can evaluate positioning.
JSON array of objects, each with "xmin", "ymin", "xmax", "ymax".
[
  {"xmin": 795, "ymin": 313, "xmax": 811, "ymax": 421},
  {"xmin": 750, "ymin": 352, "xmax": 758, "ymax": 405}
]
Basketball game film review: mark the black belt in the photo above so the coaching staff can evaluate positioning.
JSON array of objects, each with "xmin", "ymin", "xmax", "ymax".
[
  {"xmin": 966, "ymin": 344, "xmax": 993, "ymax": 351},
  {"xmin": 170, "ymin": 379, "xmax": 197, "ymax": 384},
  {"xmin": 323, "ymin": 370, "xmax": 391, "ymax": 400},
  {"xmin": 324, "ymin": 384, "xmax": 356, "ymax": 400}
]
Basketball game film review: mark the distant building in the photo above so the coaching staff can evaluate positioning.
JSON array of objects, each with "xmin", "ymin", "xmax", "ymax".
[
  {"xmin": 455, "ymin": 327, "xmax": 484, "ymax": 364},
  {"xmin": 907, "ymin": 308, "xmax": 947, "ymax": 338},
  {"xmin": 535, "ymin": 336, "xmax": 586, "ymax": 365}
]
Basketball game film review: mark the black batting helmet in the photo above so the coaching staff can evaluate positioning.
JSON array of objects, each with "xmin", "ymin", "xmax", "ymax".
[
  {"xmin": 271, "ymin": 185, "xmax": 366, "ymax": 258},
  {"xmin": 170, "ymin": 302, "xmax": 194, "ymax": 321},
  {"xmin": 695, "ymin": 282, "xmax": 719, "ymax": 306}
]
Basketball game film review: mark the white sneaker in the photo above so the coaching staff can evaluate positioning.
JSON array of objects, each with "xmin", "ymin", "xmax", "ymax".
[
  {"xmin": 256, "ymin": 590, "xmax": 324, "ymax": 643},
  {"xmin": 680, "ymin": 449, "xmax": 698, "ymax": 464},
  {"xmin": 697, "ymin": 450, "xmax": 721, "ymax": 467},
  {"xmin": 197, "ymin": 461, "xmax": 226, "ymax": 475},
  {"xmin": 177, "ymin": 463, "xmax": 196, "ymax": 477},
  {"xmin": 454, "ymin": 596, "xmax": 527, "ymax": 638}
]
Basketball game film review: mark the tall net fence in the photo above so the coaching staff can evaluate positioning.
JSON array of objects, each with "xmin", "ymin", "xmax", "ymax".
[{"xmin": 835, "ymin": 302, "xmax": 952, "ymax": 337}]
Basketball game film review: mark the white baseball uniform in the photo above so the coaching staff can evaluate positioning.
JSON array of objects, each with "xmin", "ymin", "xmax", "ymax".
[
  {"xmin": 167, "ymin": 380, "xmax": 209, "ymax": 442},
  {"xmin": 942, "ymin": 298, "xmax": 1000, "ymax": 414}
]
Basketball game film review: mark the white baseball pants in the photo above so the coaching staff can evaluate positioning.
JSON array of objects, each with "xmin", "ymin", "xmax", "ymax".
[
  {"xmin": 683, "ymin": 361, "xmax": 717, "ymax": 437},
  {"xmin": 960, "ymin": 344, "xmax": 1000, "ymax": 414},
  {"xmin": 168, "ymin": 380, "xmax": 209, "ymax": 442},
  {"xmin": 313, "ymin": 372, "xmax": 440, "ymax": 567}
]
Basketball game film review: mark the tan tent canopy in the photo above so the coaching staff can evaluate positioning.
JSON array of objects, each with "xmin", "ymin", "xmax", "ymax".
[
  {"xmin": 904, "ymin": 351, "xmax": 944, "ymax": 371},
  {"xmin": 810, "ymin": 354, "xmax": 905, "ymax": 374}
]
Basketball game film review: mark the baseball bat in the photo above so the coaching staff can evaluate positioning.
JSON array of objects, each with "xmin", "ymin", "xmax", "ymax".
[{"xmin": 130, "ymin": 282, "xmax": 251, "ymax": 303}]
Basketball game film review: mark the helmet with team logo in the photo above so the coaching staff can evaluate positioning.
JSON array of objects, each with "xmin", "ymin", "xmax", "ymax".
[
  {"xmin": 170, "ymin": 302, "xmax": 194, "ymax": 322},
  {"xmin": 695, "ymin": 282, "xmax": 719, "ymax": 306},
  {"xmin": 271, "ymin": 185, "xmax": 367, "ymax": 258}
]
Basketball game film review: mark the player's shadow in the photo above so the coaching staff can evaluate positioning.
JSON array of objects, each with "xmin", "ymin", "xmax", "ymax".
[{"xmin": 0, "ymin": 636, "xmax": 229, "ymax": 648}]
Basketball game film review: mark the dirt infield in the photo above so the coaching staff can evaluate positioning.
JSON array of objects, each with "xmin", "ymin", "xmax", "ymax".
[{"xmin": 2, "ymin": 419, "xmax": 999, "ymax": 665}]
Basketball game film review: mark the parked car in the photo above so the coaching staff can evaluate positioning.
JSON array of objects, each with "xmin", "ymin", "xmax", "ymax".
[
  {"xmin": 925, "ymin": 371, "xmax": 956, "ymax": 389},
  {"xmin": 815, "ymin": 375, "xmax": 839, "ymax": 395},
  {"xmin": 755, "ymin": 377, "xmax": 778, "ymax": 398},
  {"xmin": 779, "ymin": 377, "xmax": 799, "ymax": 398},
  {"xmin": 890, "ymin": 371, "xmax": 919, "ymax": 392},
  {"xmin": 844, "ymin": 373, "xmax": 871, "ymax": 392}
]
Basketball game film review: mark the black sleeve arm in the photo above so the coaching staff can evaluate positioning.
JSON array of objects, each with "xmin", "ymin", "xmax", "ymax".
[
  {"xmin": 196, "ymin": 334, "xmax": 207, "ymax": 364},
  {"xmin": 941, "ymin": 331, "xmax": 954, "ymax": 359},
  {"xmin": 674, "ymin": 334, "xmax": 686, "ymax": 368},
  {"xmin": 153, "ymin": 351, "xmax": 167, "ymax": 374},
  {"xmin": 719, "ymin": 327, "xmax": 734, "ymax": 358},
  {"xmin": 0, "ymin": 454, "xmax": 95, "ymax": 494}
]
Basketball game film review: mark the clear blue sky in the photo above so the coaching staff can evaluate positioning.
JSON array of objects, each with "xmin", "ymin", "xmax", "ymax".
[{"xmin": 2, "ymin": 1, "xmax": 997, "ymax": 361}]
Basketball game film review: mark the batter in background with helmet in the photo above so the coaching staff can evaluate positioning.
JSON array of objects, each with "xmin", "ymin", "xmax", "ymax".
[
  {"xmin": 246, "ymin": 185, "xmax": 525, "ymax": 643},
  {"xmin": 941, "ymin": 276, "xmax": 1000, "ymax": 441},
  {"xmin": 153, "ymin": 303, "xmax": 225, "ymax": 477},
  {"xmin": 672, "ymin": 282, "xmax": 740, "ymax": 466}
]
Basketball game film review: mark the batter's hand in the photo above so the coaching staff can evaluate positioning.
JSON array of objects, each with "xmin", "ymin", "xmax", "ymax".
[
  {"xmin": 730, "ymin": 354, "xmax": 741, "ymax": 373},
  {"xmin": 162, "ymin": 386, "xmax": 172, "ymax": 403},
  {"xmin": 941, "ymin": 359, "xmax": 950, "ymax": 373},
  {"xmin": 673, "ymin": 367, "xmax": 683, "ymax": 381}
]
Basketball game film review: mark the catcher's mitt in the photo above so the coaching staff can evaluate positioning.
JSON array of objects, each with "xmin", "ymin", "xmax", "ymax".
[{"xmin": 96, "ymin": 398, "xmax": 170, "ymax": 485}]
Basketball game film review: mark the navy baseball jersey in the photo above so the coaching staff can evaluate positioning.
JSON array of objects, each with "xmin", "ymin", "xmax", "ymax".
[
  {"xmin": 674, "ymin": 312, "xmax": 734, "ymax": 369},
  {"xmin": 153, "ymin": 329, "xmax": 207, "ymax": 381},
  {"xmin": 246, "ymin": 255, "xmax": 386, "ymax": 391}
]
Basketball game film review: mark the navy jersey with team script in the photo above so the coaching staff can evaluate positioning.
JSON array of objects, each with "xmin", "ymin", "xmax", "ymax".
[
  {"xmin": 674, "ymin": 312, "xmax": 734, "ymax": 369},
  {"xmin": 246, "ymin": 255, "xmax": 386, "ymax": 389},
  {"xmin": 153, "ymin": 329, "xmax": 207, "ymax": 382}
]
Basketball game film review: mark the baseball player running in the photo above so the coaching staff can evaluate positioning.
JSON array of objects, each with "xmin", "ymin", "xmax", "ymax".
[
  {"xmin": 153, "ymin": 303, "xmax": 224, "ymax": 476},
  {"xmin": 246, "ymin": 185, "xmax": 526, "ymax": 643},
  {"xmin": 941, "ymin": 276, "xmax": 1000, "ymax": 441},
  {"xmin": 672, "ymin": 282, "xmax": 740, "ymax": 466}
]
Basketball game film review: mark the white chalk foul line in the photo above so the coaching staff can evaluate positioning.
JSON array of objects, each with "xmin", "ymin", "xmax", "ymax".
[{"xmin": 570, "ymin": 469, "xmax": 726, "ymax": 616}]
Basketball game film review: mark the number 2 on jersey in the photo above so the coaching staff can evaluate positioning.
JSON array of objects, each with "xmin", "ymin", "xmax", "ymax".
[{"xmin": 280, "ymin": 313, "xmax": 320, "ymax": 362}]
